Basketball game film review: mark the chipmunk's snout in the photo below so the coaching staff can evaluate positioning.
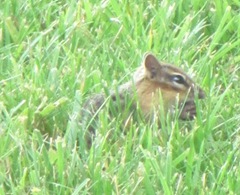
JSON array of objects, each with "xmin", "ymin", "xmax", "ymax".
[{"xmin": 190, "ymin": 84, "xmax": 205, "ymax": 99}]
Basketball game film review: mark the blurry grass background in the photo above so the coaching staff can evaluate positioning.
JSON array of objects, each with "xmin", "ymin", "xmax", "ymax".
[{"xmin": 0, "ymin": 0, "xmax": 240, "ymax": 194}]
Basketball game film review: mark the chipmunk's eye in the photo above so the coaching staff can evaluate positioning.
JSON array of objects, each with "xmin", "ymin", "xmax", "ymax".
[{"xmin": 172, "ymin": 75, "xmax": 185, "ymax": 84}]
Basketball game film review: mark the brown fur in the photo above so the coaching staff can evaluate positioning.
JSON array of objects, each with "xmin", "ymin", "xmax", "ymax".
[{"xmin": 81, "ymin": 53, "xmax": 205, "ymax": 147}]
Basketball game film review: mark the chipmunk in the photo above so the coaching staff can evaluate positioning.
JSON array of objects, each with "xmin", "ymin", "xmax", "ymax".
[{"xmin": 81, "ymin": 53, "xmax": 205, "ymax": 146}]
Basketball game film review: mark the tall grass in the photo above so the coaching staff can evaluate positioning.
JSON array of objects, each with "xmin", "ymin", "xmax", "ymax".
[{"xmin": 0, "ymin": 0, "xmax": 239, "ymax": 194}]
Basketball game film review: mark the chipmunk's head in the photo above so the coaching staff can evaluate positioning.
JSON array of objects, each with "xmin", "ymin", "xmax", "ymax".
[{"xmin": 139, "ymin": 53, "xmax": 205, "ymax": 120}]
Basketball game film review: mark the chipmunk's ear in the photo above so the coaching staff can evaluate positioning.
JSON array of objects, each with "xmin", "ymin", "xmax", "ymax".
[{"xmin": 144, "ymin": 53, "xmax": 162, "ymax": 79}]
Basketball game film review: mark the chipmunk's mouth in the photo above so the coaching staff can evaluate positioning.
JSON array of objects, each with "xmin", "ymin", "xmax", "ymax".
[{"xmin": 179, "ymin": 100, "xmax": 197, "ymax": 120}]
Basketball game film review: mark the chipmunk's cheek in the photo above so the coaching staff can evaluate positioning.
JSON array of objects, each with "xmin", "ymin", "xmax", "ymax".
[{"xmin": 179, "ymin": 101, "xmax": 196, "ymax": 120}]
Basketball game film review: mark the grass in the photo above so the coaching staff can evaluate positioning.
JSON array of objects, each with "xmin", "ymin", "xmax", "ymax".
[{"xmin": 0, "ymin": 0, "xmax": 240, "ymax": 194}]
